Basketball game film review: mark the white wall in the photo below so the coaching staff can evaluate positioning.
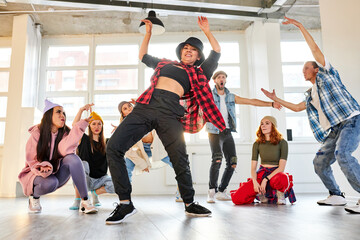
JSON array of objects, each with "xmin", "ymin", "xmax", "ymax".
[{"xmin": 319, "ymin": 0, "xmax": 360, "ymax": 197}]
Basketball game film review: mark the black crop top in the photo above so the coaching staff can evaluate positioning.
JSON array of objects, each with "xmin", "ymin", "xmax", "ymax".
[
  {"xmin": 142, "ymin": 50, "xmax": 221, "ymax": 93},
  {"xmin": 159, "ymin": 64, "xmax": 190, "ymax": 93}
]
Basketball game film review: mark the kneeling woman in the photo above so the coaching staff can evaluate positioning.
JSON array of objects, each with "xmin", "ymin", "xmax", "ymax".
[
  {"xmin": 251, "ymin": 116, "xmax": 296, "ymax": 204},
  {"xmin": 18, "ymin": 100, "xmax": 98, "ymax": 214}
]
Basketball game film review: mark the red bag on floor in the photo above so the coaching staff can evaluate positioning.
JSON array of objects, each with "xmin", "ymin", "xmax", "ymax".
[{"xmin": 230, "ymin": 178, "xmax": 257, "ymax": 205}]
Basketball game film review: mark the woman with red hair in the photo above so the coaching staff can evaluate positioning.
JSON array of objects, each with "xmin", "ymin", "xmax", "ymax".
[{"xmin": 250, "ymin": 116, "xmax": 296, "ymax": 204}]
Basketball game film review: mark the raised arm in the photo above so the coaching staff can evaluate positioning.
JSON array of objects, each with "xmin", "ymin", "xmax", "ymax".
[
  {"xmin": 198, "ymin": 16, "xmax": 220, "ymax": 53},
  {"xmin": 139, "ymin": 19, "xmax": 152, "ymax": 61},
  {"xmin": 235, "ymin": 95, "xmax": 282, "ymax": 110},
  {"xmin": 72, "ymin": 103, "xmax": 93, "ymax": 127},
  {"xmin": 261, "ymin": 88, "xmax": 306, "ymax": 112},
  {"xmin": 283, "ymin": 16, "xmax": 325, "ymax": 66}
]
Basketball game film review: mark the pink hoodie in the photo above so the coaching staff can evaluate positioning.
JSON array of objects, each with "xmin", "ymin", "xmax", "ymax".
[{"xmin": 18, "ymin": 120, "xmax": 88, "ymax": 196}]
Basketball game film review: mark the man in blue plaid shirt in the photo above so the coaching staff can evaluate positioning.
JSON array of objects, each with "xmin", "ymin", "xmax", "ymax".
[{"xmin": 261, "ymin": 17, "xmax": 360, "ymax": 214}]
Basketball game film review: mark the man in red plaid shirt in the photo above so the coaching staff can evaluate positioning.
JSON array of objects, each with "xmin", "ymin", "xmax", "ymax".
[{"xmin": 106, "ymin": 16, "xmax": 225, "ymax": 224}]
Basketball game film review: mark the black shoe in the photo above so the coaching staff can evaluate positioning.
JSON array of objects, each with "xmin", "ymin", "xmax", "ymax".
[
  {"xmin": 105, "ymin": 202, "xmax": 137, "ymax": 225},
  {"xmin": 185, "ymin": 202, "xmax": 212, "ymax": 217}
]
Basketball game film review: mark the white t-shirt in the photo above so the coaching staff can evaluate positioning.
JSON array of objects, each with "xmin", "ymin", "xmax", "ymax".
[{"xmin": 219, "ymin": 94, "xmax": 229, "ymax": 129}]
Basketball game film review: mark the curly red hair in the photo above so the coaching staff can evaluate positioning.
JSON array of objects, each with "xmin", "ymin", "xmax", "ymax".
[{"xmin": 255, "ymin": 123, "xmax": 283, "ymax": 145}]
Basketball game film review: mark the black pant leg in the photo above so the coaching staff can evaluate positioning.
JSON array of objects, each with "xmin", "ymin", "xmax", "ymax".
[
  {"xmin": 208, "ymin": 133, "xmax": 223, "ymax": 191},
  {"xmin": 218, "ymin": 132, "xmax": 236, "ymax": 192}
]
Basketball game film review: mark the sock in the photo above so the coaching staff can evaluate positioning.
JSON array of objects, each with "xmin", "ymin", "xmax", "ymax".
[{"xmin": 120, "ymin": 201, "xmax": 130, "ymax": 205}]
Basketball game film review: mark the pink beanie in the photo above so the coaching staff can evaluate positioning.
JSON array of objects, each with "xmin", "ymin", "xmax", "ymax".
[{"xmin": 43, "ymin": 99, "xmax": 62, "ymax": 114}]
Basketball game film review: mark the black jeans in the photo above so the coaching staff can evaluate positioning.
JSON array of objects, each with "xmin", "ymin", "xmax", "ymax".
[
  {"xmin": 106, "ymin": 89, "xmax": 195, "ymax": 204},
  {"xmin": 208, "ymin": 130, "xmax": 237, "ymax": 192}
]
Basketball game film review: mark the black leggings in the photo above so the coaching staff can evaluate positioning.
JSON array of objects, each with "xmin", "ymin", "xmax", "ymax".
[{"xmin": 107, "ymin": 89, "xmax": 195, "ymax": 204}]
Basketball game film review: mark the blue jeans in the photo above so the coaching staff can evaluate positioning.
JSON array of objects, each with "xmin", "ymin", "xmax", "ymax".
[
  {"xmin": 125, "ymin": 142, "xmax": 172, "ymax": 182},
  {"xmin": 313, "ymin": 114, "xmax": 360, "ymax": 195}
]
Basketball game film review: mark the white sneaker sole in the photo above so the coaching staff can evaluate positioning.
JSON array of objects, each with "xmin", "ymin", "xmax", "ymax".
[
  {"xmin": 185, "ymin": 211, "xmax": 212, "ymax": 217},
  {"xmin": 207, "ymin": 199, "xmax": 215, "ymax": 203},
  {"xmin": 105, "ymin": 208, "xmax": 137, "ymax": 225},
  {"xmin": 344, "ymin": 207, "xmax": 360, "ymax": 214},
  {"xmin": 317, "ymin": 202, "xmax": 347, "ymax": 206},
  {"xmin": 79, "ymin": 207, "xmax": 98, "ymax": 214},
  {"xmin": 28, "ymin": 209, "xmax": 41, "ymax": 214}
]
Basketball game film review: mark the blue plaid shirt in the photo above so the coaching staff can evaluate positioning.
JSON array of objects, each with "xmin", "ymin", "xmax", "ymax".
[{"xmin": 305, "ymin": 62, "xmax": 360, "ymax": 143}]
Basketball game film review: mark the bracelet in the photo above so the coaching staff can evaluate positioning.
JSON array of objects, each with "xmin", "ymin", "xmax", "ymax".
[
  {"xmin": 271, "ymin": 102, "xmax": 274, "ymax": 108},
  {"xmin": 265, "ymin": 176, "xmax": 270, "ymax": 181}
]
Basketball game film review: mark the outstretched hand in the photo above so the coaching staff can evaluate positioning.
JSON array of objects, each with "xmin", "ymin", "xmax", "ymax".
[
  {"xmin": 198, "ymin": 16, "xmax": 210, "ymax": 33},
  {"xmin": 111, "ymin": 123, "xmax": 117, "ymax": 134},
  {"xmin": 282, "ymin": 16, "xmax": 302, "ymax": 28},
  {"xmin": 141, "ymin": 19, "xmax": 153, "ymax": 34},
  {"xmin": 261, "ymin": 88, "xmax": 278, "ymax": 101}
]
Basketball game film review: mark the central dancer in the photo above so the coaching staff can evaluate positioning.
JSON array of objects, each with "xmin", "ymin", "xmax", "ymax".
[{"xmin": 106, "ymin": 16, "xmax": 225, "ymax": 224}]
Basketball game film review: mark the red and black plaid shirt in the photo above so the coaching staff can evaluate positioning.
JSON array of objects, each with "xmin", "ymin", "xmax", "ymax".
[{"xmin": 137, "ymin": 60, "xmax": 225, "ymax": 133}]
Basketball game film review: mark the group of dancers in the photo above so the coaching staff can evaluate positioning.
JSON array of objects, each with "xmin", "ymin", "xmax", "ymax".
[{"xmin": 18, "ymin": 16, "xmax": 360, "ymax": 225}]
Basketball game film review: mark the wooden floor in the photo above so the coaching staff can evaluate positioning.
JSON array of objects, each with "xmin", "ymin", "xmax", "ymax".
[{"xmin": 1, "ymin": 194, "xmax": 359, "ymax": 240}]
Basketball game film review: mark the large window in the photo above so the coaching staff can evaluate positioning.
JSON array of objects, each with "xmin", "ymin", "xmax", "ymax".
[
  {"xmin": 41, "ymin": 36, "xmax": 244, "ymax": 142},
  {"xmin": 280, "ymin": 41, "xmax": 314, "ymax": 140},
  {"xmin": 0, "ymin": 47, "xmax": 11, "ymax": 144}
]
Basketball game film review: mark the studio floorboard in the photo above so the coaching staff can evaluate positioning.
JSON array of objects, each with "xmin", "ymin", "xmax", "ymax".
[{"xmin": 0, "ymin": 194, "xmax": 359, "ymax": 240}]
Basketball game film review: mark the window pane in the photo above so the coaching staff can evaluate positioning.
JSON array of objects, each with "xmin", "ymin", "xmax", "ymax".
[
  {"xmin": 0, "ymin": 97, "xmax": 7, "ymax": 117},
  {"xmin": 103, "ymin": 119, "xmax": 119, "ymax": 139},
  {"xmin": 95, "ymin": 69, "xmax": 138, "ymax": 90},
  {"xmin": 47, "ymin": 46, "xmax": 89, "ymax": 67},
  {"xmin": 0, "ymin": 48, "xmax": 11, "ymax": 68},
  {"xmin": 218, "ymin": 43, "xmax": 239, "ymax": 64},
  {"xmin": 284, "ymin": 93, "xmax": 306, "ymax": 113},
  {"xmin": 96, "ymin": 45, "xmax": 139, "ymax": 65},
  {"xmin": 94, "ymin": 94, "xmax": 137, "ymax": 116},
  {"xmin": 0, "ymin": 121, "xmax": 5, "ymax": 144},
  {"xmin": 47, "ymin": 70, "xmax": 88, "ymax": 91},
  {"xmin": 210, "ymin": 66, "xmax": 240, "ymax": 89},
  {"xmin": 286, "ymin": 116, "xmax": 313, "ymax": 138},
  {"xmin": 0, "ymin": 72, "xmax": 9, "ymax": 92},
  {"xmin": 282, "ymin": 65, "xmax": 310, "ymax": 87},
  {"xmin": 47, "ymin": 97, "xmax": 85, "ymax": 118},
  {"xmin": 281, "ymin": 42, "xmax": 313, "ymax": 62},
  {"xmin": 148, "ymin": 43, "xmax": 178, "ymax": 60},
  {"xmin": 198, "ymin": 127, "xmax": 208, "ymax": 140},
  {"xmin": 144, "ymin": 68, "xmax": 153, "ymax": 89}
]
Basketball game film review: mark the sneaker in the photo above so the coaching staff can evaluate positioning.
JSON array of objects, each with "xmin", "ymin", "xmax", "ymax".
[
  {"xmin": 79, "ymin": 199, "xmax": 98, "ymax": 214},
  {"xmin": 185, "ymin": 202, "xmax": 212, "ymax": 217},
  {"xmin": 69, "ymin": 198, "xmax": 81, "ymax": 210},
  {"xmin": 91, "ymin": 190, "xmax": 101, "ymax": 207},
  {"xmin": 344, "ymin": 199, "xmax": 360, "ymax": 214},
  {"xmin": 28, "ymin": 196, "xmax": 42, "ymax": 213},
  {"xmin": 258, "ymin": 194, "xmax": 268, "ymax": 203},
  {"xmin": 215, "ymin": 190, "xmax": 232, "ymax": 201},
  {"xmin": 276, "ymin": 191, "xmax": 286, "ymax": 205},
  {"xmin": 105, "ymin": 202, "xmax": 137, "ymax": 225},
  {"xmin": 317, "ymin": 194, "xmax": 346, "ymax": 206},
  {"xmin": 207, "ymin": 189, "xmax": 216, "ymax": 203},
  {"xmin": 175, "ymin": 190, "xmax": 183, "ymax": 202}
]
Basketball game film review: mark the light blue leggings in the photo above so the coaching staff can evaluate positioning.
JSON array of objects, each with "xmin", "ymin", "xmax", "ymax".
[{"xmin": 125, "ymin": 142, "xmax": 172, "ymax": 182}]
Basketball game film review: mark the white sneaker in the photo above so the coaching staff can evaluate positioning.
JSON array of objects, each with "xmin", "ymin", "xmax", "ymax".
[
  {"xmin": 28, "ymin": 196, "xmax": 42, "ymax": 213},
  {"xmin": 276, "ymin": 191, "xmax": 286, "ymax": 205},
  {"xmin": 317, "ymin": 194, "xmax": 346, "ymax": 206},
  {"xmin": 79, "ymin": 199, "xmax": 98, "ymax": 214},
  {"xmin": 207, "ymin": 189, "xmax": 216, "ymax": 203},
  {"xmin": 344, "ymin": 199, "xmax": 360, "ymax": 214},
  {"xmin": 258, "ymin": 194, "xmax": 268, "ymax": 203},
  {"xmin": 215, "ymin": 190, "xmax": 232, "ymax": 201}
]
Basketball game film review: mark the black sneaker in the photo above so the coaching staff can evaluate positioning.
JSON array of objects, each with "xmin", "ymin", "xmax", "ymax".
[
  {"xmin": 185, "ymin": 202, "xmax": 212, "ymax": 217},
  {"xmin": 105, "ymin": 202, "xmax": 137, "ymax": 225}
]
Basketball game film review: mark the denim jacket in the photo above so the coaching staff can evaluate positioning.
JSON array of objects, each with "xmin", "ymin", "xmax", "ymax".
[{"xmin": 206, "ymin": 87, "xmax": 237, "ymax": 134}]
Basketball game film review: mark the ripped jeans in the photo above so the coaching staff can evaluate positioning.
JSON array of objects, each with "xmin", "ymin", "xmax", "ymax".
[
  {"xmin": 313, "ymin": 114, "xmax": 360, "ymax": 195},
  {"xmin": 208, "ymin": 130, "xmax": 237, "ymax": 192}
]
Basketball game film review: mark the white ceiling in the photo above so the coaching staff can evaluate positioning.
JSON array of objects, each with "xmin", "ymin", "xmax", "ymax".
[{"xmin": 0, "ymin": 0, "xmax": 320, "ymax": 37}]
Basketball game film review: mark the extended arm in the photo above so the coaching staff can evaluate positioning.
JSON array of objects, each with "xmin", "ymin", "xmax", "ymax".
[
  {"xmin": 283, "ymin": 16, "xmax": 325, "ymax": 66},
  {"xmin": 72, "ymin": 103, "xmax": 93, "ymax": 127},
  {"xmin": 198, "ymin": 16, "xmax": 220, "ymax": 53},
  {"xmin": 235, "ymin": 95, "xmax": 282, "ymax": 110},
  {"xmin": 261, "ymin": 88, "xmax": 306, "ymax": 112},
  {"xmin": 139, "ymin": 19, "xmax": 152, "ymax": 60}
]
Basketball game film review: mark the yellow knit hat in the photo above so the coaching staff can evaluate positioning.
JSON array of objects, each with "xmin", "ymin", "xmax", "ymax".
[{"xmin": 89, "ymin": 111, "xmax": 103, "ymax": 124}]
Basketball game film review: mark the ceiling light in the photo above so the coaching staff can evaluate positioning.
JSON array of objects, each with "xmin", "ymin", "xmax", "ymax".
[{"xmin": 139, "ymin": 10, "xmax": 165, "ymax": 35}]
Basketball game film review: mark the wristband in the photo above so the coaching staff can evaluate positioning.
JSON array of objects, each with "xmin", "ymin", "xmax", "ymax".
[{"xmin": 271, "ymin": 102, "xmax": 274, "ymax": 108}]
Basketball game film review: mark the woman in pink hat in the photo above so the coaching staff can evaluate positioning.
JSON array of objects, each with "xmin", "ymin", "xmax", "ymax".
[{"xmin": 18, "ymin": 100, "xmax": 97, "ymax": 214}]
